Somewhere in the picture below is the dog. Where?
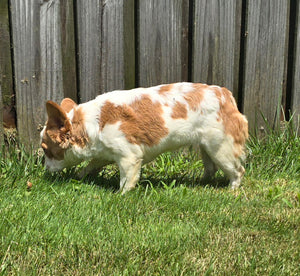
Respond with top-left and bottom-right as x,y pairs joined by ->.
40,82 -> 248,194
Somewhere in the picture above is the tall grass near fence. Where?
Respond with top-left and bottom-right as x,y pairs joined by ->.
0,122 -> 299,275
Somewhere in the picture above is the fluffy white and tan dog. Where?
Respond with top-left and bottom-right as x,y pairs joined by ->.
40,82 -> 248,193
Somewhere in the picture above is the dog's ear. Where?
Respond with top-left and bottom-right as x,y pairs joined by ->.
60,98 -> 77,113
46,101 -> 72,147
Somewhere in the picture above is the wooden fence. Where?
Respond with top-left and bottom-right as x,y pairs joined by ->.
0,0 -> 299,146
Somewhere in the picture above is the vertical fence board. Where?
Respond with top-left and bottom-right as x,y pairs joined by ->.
138,0 -> 189,87
60,0 -> 77,101
11,0 -> 72,146
40,0 -> 64,104
76,0 -> 103,102
101,0 -> 135,92
76,0 -> 135,102
40,0 -> 77,103
291,2 -> 300,132
10,0 -> 41,145
243,0 -> 289,133
0,0 -> 14,128
193,0 -> 242,98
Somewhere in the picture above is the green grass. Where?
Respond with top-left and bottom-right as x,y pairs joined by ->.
0,123 -> 299,275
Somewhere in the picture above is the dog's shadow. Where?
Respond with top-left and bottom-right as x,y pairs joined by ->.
43,166 -> 230,193
141,174 -> 230,190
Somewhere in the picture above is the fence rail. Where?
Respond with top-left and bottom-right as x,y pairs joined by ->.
0,0 -> 299,146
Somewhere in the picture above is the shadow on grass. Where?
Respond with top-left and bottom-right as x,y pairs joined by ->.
43,166 -> 230,193
142,174 -> 230,190
42,167 -> 120,192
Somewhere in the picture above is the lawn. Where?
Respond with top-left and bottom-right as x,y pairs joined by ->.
0,123 -> 299,275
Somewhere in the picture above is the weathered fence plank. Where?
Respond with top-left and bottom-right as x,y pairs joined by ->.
40,0 -> 64,104
10,0 -> 41,145
76,0 -> 103,102
243,0 -> 289,133
0,0 -> 14,118
138,0 -> 189,87
291,2 -> 300,132
40,0 -> 77,103
101,0 -> 135,92
10,0 -> 76,145
60,0 -> 78,101
76,0 -> 135,102
192,0 -> 242,98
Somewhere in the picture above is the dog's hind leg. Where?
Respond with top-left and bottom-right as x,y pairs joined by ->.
202,137 -> 245,189
200,147 -> 217,181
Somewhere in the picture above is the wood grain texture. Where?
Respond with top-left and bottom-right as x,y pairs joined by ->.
76,0 -> 103,102
0,0 -> 14,107
11,0 -> 74,145
40,0 -> 64,104
101,0 -> 135,92
138,0 -> 189,87
243,0 -> 289,133
291,1 -> 300,132
60,0 -> 77,102
192,0 -> 242,98
10,0 -> 42,145
40,0 -> 77,102
76,0 -> 135,102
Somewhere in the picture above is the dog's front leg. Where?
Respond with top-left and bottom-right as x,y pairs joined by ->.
117,157 -> 143,194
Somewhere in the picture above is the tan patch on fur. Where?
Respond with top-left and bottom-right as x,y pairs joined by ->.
215,87 -> 248,157
100,95 -> 169,146
70,107 -> 89,148
158,84 -> 174,94
183,83 -> 206,111
171,102 -> 188,119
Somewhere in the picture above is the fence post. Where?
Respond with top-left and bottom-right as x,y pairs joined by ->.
138,0 -> 189,87
242,0 -> 289,133
192,0 -> 242,99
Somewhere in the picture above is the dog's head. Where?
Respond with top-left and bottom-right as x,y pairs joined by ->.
40,98 -> 81,171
